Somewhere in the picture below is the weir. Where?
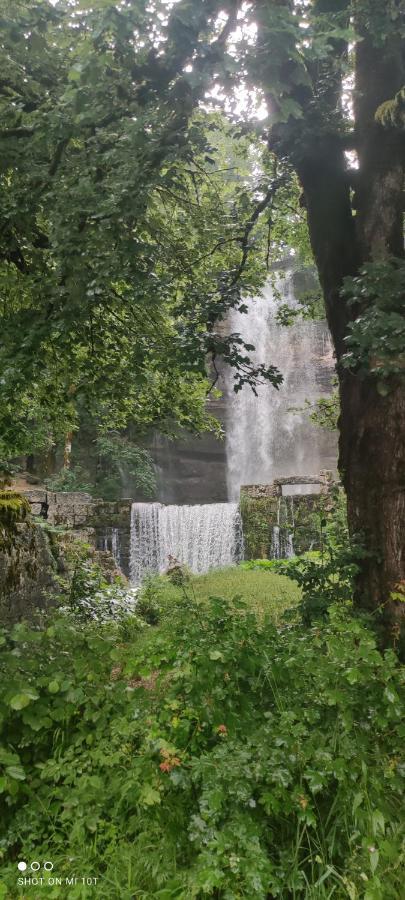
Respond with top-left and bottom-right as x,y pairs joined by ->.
130,501 -> 244,585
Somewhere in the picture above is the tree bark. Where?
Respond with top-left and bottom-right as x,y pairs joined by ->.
339,373 -> 405,647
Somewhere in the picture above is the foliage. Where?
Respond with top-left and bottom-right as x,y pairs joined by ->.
375,85 -> 405,130
45,465 -> 93,494
279,489 -> 365,626
288,376 -> 340,433
46,530 -> 142,629
0,462 -> 20,490
308,389 -> 340,432
275,277 -> 326,326
0,586 -> 403,898
240,553 -> 320,572
0,0 -> 299,458
65,565 -> 142,630
0,491 -> 30,528
341,260 -> 405,387
45,434 -> 157,500
65,555 -> 124,622
95,433 -> 156,499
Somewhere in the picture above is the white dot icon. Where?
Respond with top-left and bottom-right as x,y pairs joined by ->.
17,862 -> 27,871
31,861 -> 40,871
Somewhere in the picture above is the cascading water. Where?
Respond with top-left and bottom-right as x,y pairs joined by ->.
226,273 -> 335,500
270,497 -> 295,559
130,502 -> 244,585
100,527 -> 122,568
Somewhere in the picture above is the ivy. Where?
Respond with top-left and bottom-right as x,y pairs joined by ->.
341,260 -> 405,384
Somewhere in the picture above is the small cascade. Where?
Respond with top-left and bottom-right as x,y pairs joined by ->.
270,496 -> 295,559
111,528 -> 121,568
270,525 -> 295,559
130,502 -> 244,585
100,527 -> 122,568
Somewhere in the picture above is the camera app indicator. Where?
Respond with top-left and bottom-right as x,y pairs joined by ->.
18,862 -> 53,872
16,860 -> 98,889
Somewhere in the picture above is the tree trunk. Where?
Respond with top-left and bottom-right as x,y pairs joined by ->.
339,373 -> 405,647
270,2 -> 405,648
297,144 -> 405,646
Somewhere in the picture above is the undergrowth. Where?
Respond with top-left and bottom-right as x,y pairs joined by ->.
0,585 -> 403,899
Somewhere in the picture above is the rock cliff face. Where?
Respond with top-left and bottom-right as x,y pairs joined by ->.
149,392 -> 228,504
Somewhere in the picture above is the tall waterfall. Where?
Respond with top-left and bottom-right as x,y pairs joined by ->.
226,275 -> 334,500
130,502 -> 244,585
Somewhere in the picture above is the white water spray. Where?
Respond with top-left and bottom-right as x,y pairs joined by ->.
226,275 -> 335,500
130,502 -> 244,585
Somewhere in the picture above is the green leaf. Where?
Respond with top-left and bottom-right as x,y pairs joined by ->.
345,667 -> 359,684
140,785 -> 161,806
5,765 -> 26,781
209,650 -> 223,661
353,791 -> 364,813
9,692 -> 38,710
384,686 -> 399,704
369,848 -> 379,874
371,810 -> 385,835
48,680 -> 60,694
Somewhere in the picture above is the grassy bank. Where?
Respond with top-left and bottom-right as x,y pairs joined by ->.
143,565 -> 301,622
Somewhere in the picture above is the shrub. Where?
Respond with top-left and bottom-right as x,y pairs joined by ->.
45,465 -> 93,494
0,591 -> 403,898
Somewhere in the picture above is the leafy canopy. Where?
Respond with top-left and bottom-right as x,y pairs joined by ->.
0,0 -> 307,459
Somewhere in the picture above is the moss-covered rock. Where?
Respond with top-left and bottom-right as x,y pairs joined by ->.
0,491 -> 30,528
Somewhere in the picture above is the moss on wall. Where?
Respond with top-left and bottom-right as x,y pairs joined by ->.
0,491 -> 30,528
240,491 -> 327,559
240,495 -> 279,559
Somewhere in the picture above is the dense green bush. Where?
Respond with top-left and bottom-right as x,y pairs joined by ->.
0,588 -> 403,898
44,465 -> 94,494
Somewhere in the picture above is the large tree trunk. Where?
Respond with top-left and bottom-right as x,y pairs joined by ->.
291,10 -> 405,646
296,149 -> 404,647
340,374 -> 405,647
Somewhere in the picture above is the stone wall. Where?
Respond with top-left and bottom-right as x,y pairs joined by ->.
0,488 -> 131,625
21,490 -> 132,577
240,474 -> 334,559
0,513 -> 59,625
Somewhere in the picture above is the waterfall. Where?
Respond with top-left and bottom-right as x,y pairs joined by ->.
130,502 -> 244,585
226,274 -> 335,500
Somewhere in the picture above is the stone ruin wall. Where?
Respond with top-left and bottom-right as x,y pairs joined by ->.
22,489 -> 132,577
0,490 -> 133,625
240,472 -> 336,560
